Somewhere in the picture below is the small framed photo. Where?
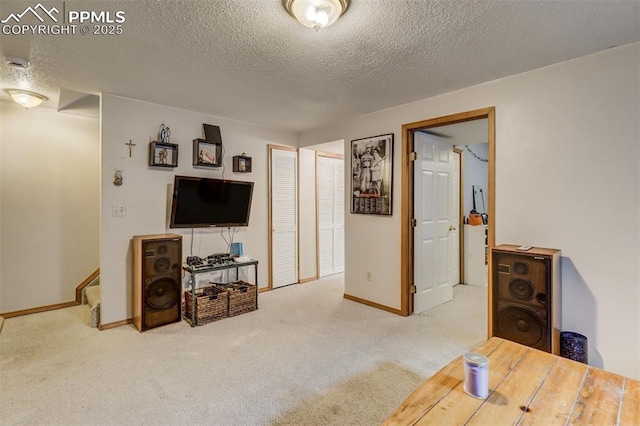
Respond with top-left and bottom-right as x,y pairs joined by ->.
233,154 -> 252,173
351,133 -> 394,215
193,139 -> 222,167
149,141 -> 178,168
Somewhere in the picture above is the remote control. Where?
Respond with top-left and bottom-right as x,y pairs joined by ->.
516,245 -> 533,251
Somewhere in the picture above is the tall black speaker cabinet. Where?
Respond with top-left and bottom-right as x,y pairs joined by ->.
491,245 -> 561,354
132,234 -> 183,332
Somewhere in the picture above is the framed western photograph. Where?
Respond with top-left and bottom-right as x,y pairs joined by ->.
149,141 -> 178,168
193,138 -> 222,167
351,133 -> 393,215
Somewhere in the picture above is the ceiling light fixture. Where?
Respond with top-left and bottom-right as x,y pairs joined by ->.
5,56 -> 30,69
6,89 -> 48,109
283,0 -> 349,30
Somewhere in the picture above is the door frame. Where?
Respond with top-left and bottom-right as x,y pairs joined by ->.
400,107 -> 495,331
268,144 -> 299,290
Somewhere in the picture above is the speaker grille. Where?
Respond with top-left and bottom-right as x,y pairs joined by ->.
498,306 -> 544,348
509,279 -> 533,300
513,261 -> 529,275
146,277 -> 179,310
154,257 -> 171,273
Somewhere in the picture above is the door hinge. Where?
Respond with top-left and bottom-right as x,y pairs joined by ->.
411,218 -> 417,227
410,284 -> 417,294
409,152 -> 417,161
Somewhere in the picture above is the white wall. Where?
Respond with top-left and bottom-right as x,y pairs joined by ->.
456,143 -> 488,216
100,95 -> 297,325
299,43 -> 640,379
298,148 -> 317,280
0,101 -> 100,312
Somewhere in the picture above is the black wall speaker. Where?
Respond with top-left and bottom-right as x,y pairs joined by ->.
133,234 -> 182,331
491,245 -> 561,354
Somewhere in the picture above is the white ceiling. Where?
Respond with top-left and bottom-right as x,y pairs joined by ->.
1,1 -> 638,131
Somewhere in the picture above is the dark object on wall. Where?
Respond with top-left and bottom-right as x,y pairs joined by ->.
491,245 -> 562,354
149,141 -> 178,168
132,234 -> 182,331
170,175 -> 254,228
203,123 -> 222,144
193,139 -> 222,167
233,153 -> 252,173
560,331 -> 588,364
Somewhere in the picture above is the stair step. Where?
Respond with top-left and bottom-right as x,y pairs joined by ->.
85,286 -> 101,309
84,285 -> 101,328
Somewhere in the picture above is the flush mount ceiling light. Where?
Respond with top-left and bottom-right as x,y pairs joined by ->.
6,89 -> 48,109
4,56 -> 30,69
283,0 -> 349,30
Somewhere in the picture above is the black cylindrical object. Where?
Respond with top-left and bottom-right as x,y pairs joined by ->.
560,331 -> 588,364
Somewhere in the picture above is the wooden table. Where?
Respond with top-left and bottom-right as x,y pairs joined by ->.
384,337 -> 639,425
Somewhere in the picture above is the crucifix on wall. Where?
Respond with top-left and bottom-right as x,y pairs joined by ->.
125,139 -> 136,158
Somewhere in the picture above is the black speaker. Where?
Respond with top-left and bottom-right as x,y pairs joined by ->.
491,245 -> 561,354
133,234 -> 182,331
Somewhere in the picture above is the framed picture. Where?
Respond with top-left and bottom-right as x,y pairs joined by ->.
351,133 -> 393,215
149,141 -> 178,168
233,154 -> 252,173
193,138 -> 222,167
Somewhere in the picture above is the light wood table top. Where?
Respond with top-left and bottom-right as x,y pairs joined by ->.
384,337 -> 639,425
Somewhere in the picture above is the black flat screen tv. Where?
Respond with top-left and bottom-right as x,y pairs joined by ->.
170,175 -> 254,228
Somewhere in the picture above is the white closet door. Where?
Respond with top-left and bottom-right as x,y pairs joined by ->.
334,159 -> 345,273
318,156 -> 345,277
271,148 -> 298,288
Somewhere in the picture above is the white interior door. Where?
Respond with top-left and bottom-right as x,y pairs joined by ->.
452,151 -> 460,285
318,156 -> 344,277
414,136 -> 455,313
270,148 -> 298,288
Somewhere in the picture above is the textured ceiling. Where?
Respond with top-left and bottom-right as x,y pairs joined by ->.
0,0 -> 638,131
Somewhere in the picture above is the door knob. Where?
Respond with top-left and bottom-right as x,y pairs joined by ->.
449,225 -> 457,231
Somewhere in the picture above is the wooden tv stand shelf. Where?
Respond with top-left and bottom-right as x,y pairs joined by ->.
182,259 -> 258,327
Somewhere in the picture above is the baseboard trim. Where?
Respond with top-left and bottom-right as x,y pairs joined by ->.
98,318 -> 132,330
1,269 -> 100,318
343,293 -> 405,316
75,269 -> 100,303
1,301 -> 79,318
298,276 -> 318,284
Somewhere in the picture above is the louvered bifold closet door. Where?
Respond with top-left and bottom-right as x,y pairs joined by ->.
271,148 -> 298,288
318,156 -> 345,277
333,159 -> 345,274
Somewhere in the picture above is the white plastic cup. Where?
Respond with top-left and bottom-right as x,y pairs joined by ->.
463,352 -> 489,399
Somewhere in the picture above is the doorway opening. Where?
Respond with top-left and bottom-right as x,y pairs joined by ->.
400,107 -> 495,334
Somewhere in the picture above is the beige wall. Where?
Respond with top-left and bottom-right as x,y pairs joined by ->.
0,101 -> 100,312
299,43 -> 640,379
100,95 -> 297,325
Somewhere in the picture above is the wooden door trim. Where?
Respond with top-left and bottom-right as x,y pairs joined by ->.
268,144 -> 299,291
401,107 -> 495,319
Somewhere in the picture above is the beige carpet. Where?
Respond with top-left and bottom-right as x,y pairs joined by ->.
273,362 -> 423,426
0,275 -> 486,425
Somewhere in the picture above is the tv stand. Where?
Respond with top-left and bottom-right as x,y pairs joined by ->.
182,259 -> 258,327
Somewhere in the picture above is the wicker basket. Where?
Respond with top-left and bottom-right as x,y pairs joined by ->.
183,286 -> 228,326
215,281 -> 257,317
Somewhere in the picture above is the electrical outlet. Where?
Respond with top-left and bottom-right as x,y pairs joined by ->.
112,204 -> 126,217
366,271 -> 372,281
